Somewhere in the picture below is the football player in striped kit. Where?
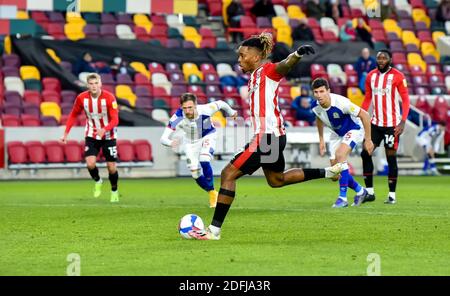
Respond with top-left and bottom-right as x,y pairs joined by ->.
60,73 -> 120,203
189,33 -> 344,240
361,49 -> 410,204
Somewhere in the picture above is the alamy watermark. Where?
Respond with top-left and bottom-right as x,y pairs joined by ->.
66,0 -> 79,13
66,253 -> 81,276
366,253 -> 381,276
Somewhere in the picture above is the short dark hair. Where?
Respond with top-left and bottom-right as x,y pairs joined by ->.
311,78 -> 330,90
377,49 -> 392,59
180,93 -> 197,105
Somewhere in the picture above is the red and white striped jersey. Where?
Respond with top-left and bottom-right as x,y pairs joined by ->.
65,90 -> 119,140
247,62 -> 286,136
362,67 -> 410,127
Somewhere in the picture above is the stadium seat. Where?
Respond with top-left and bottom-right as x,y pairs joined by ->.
24,141 -> 46,164
402,31 -> 420,48
407,53 -> 426,72
414,96 -> 432,114
20,113 -> 40,126
42,77 -> 61,92
64,23 -> 85,41
182,63 -> 203,81
62,140 -> 81,163
133,140 -> 153,162
7,141 -> 27,164
347,87 -> 364,107
41,90 -> 61,104
100,24 -> 117,39
117,140 -> 135,162
133,14 -> 152,33
40,102 -> 61,122
128,62 -> 149,79
432,31 -> 445,45
116,24 -> 136,40
310,64 -> 328,80
134,26 -> 151,41
115,85 -> 137,107
182,27 -> 202,48
151,109 -> 170,125
41,116 -> 59,126
1,114 -> 21,126
431,96 -> 448,122
47,23 -> 66,40
134,73 -> 151,86
22,103 -> 40,117
20,65 -> 40,81
43,141 -> 65,163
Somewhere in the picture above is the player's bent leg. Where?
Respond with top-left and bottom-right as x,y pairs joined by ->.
263,164 -> 343,188
107,162 -> 119,203
200,156 -> 217,208
86,156 -> 103,198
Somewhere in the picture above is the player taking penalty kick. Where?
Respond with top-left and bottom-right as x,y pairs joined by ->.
60,73 -> 120,203
189,33 -> 344,240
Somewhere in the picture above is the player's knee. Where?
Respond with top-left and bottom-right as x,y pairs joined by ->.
220,166 -> 237,183
107,164 -> 117,174
86,160 -> 96,170
191,169 -> 201,179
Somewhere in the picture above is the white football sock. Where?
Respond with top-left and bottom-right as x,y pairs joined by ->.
389,192 -> 396,199
209,225 -> 221,235
366,187 -> 374,195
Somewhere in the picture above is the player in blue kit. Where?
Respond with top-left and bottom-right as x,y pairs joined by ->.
311,78 -> 375,208
160,93 -> 237,208
416,121 -> 445,176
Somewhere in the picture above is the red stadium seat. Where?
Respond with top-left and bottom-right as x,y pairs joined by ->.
415,96 -> 432,115
7,141 -> 27,164
42,77 -> 61,92
311,64 -> 328,80
148,62 -> 166,75
133,140 -> 153,162
1,114 -> 21,126
117,140 -> 135,162
43,140 -> 65,163
23,90 -> 42,105
21,114 -> 41,126
344,64 -> 357,76
41,90 -> 61,104
431,97 -> 448,122
64,140 -> 83,163
24,141 -> 46,164
134,26 -> 150,41
135,73 -> 151,86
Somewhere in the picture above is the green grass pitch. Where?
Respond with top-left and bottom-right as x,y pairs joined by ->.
0,176 -> 449,276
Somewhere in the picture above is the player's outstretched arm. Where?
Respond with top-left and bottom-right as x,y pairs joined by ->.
275,45 -> 315,76
214,100 -> 238,119
59,97 -> 83,144
316,118 -> 326,157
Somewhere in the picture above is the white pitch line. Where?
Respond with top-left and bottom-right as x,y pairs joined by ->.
1,203 -> 449,218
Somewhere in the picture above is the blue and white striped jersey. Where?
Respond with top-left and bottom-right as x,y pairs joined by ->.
311,93 -> 362,137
